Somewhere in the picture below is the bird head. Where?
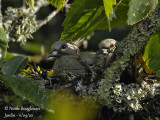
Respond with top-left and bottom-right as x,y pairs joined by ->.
46,41 -> 80,58
98,39 -> 117,54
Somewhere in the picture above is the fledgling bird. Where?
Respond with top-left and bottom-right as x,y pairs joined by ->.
98,38 -> 117,54
97,38 -> 117,67
46,41 -> 90,75
78,39 -> 117,68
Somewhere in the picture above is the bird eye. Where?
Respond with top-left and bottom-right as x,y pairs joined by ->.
61,45 -> 67,49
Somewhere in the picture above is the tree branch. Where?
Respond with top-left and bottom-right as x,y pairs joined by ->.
33,0 -> 49,14
36,9 -> 60,30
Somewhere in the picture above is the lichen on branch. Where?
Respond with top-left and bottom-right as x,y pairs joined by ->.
97,7 -> 160,111
3,7 -> 37,44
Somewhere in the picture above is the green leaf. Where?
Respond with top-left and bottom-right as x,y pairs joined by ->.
0,27 -> 8,67
61,6 -> 106,41
61,0 -> 130,40
1,75 -> 52,110
127,0 -> 158,25
1,56 -> 28,75
103,0 -> 116,19
103,0 -> 116,30
61,0 -> 103,41
46,0 -> 65,9
26,0 -> 35,9
143,33 -> 160,77
60,0 -> 104,41
4,53 -> 15,61
62,0 -> 103,30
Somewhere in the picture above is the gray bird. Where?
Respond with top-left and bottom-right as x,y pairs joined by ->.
46,41 -> 90,75
98,38 -> 117,54
96,39 -> 117,68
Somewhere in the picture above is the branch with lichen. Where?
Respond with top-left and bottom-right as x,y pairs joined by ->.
97,6 -> 160,111
3,7 -> 37,44
1,0 -> 58,44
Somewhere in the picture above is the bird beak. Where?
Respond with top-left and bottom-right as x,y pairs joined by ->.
46,50 -> 60,58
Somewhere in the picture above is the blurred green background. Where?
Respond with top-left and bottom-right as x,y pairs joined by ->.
2,0 -> 131,56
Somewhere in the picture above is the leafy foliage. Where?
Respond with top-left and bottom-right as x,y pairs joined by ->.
0,27 -> 8,67
0,75 -> 52,110
62,0 -> 103,27
127,0 -> 158,25
143,32 -> 160,77
26,0 -> 35,9
61,0 -> 130,41
1,56 -> 28,75
1,55 -> 53,110
46,0 -> 65,9
61,0 -> 103,41
60,0 -> 159,41
61,6 -> 106,41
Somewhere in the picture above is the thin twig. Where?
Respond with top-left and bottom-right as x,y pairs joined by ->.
115,0 -> 123,8
64,0 -> 70,13
36,9 -> 60,30
33,0 -> 49,14
22,0 -> 26,8
41,44 -> 45,56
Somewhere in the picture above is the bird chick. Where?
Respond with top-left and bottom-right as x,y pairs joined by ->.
98,38 -> 117,54
97,39 -> 117,68
46,41 -> 90,75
